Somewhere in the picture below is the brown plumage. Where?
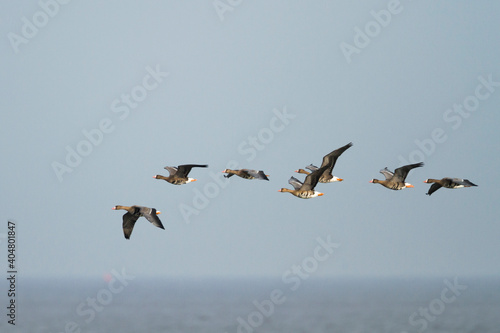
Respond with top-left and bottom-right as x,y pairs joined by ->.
279,166 -> 328,199
296,142 -> 353,183
112,205 -> 164,239
222,169 -> 269,181
424,178 -> 477,196
370,162 -> 424,190
154,164 -> 208,185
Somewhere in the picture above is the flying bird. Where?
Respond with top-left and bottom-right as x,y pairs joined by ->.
424,178 -> 478,196
112,205 -> 164,239
279,166 -> 328,199
370,162 -> 424,190
154,164 -> 208,185
295,142 -> 353,183
222,169 -> 269,181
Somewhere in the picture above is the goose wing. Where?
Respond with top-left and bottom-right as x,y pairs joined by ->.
243,169 -> 269,180
163,166 -> 178,177
450,178 -> 478,187
301,166 -> 328,191
139,207 -> 165,230
426,183 -> 442,196
379,167 -> 394,180
288,176 -> 303,190
175,164 -> 208,177
306,164 -> 319,172
122,212 -> 140,240
393,162 -> 424,182
321,142 -> 353,175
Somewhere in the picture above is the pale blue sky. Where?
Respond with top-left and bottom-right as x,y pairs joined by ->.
1,1 -> 499,279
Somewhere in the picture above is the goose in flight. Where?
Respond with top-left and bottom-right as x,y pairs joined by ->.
112,205 -> 164,239
295,142 -> 353,183
222,169 -> 269,181
279,166 -> 328,199
424,177 -> 477,196
154,164 -> 208,185
370,162 -> 424,190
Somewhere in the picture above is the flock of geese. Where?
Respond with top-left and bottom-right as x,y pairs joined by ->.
113,142 -> 477,239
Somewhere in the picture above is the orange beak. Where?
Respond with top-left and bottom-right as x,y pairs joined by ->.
156,211 -> 161,215
369,180 -> 373,183
318,193 -> 324,196
337,178 -> 344,182
406,184 -> 414,188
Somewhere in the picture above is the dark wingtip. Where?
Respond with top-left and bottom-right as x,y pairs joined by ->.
465,179 -> 478,187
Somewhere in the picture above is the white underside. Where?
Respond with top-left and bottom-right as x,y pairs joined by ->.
300,191 -> 323,199
323,176 -> 342,183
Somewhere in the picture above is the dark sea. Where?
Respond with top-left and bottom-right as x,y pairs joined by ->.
2,277 -> 499,333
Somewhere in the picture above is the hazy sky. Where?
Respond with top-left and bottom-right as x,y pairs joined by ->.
1,1 -> 499,280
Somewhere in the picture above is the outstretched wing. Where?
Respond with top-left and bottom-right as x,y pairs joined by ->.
175,164 -> 208,177
451,178 -> 478,187
122,212 -> 140,240
163,166 -> 178,177
426,183 -> 442,196
393,162 -> 424,182
379,167 -> 394,180
306,164 -> 319,172
288,176 -> 303,190
139,207 -> 165,230
301,166 -> 328,191
243,169 -> 269,180
320,143 -> 353,176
